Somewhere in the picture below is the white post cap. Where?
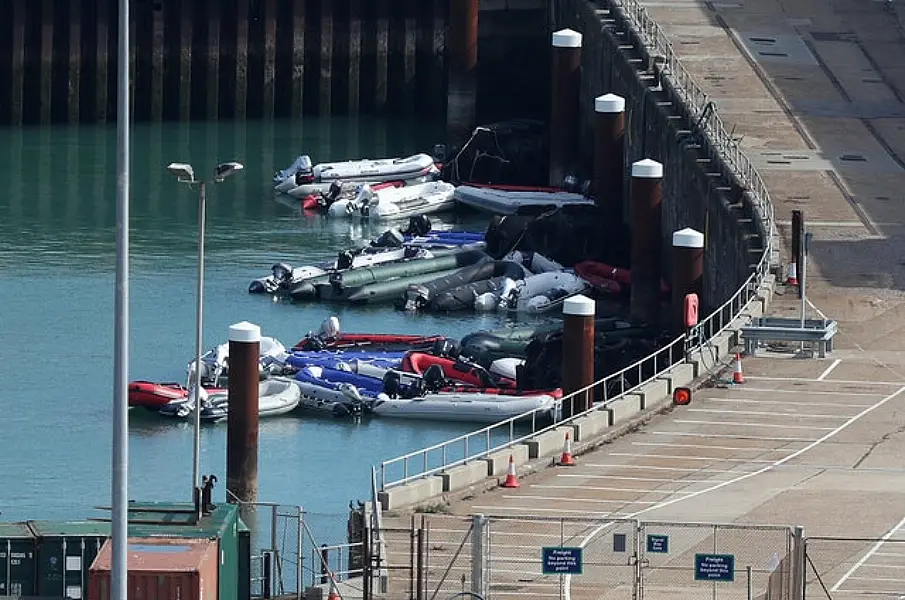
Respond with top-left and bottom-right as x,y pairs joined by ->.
672,227 -> 704,249
631,158 -> 663,179
563,294 -> 596,316
552,28 -> 583,48
595,93 -> 625,113
229,321 -> 261,343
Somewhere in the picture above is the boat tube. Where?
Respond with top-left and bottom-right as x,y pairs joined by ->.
574,260 -> 671,297
292,316 -> 458,354
284,350 -> 405,371
128,381 -> 227,410
281,153 -> 438,197
491,271 -> 591,313
367,390 -> 558,423
326,181 -> 457,220
400,351 -> 517,389
326,247 -> 487,290
454,185 -> 596,216
397,259 -> 527,312
159,378 -> 301,422
427,276 -> 513,312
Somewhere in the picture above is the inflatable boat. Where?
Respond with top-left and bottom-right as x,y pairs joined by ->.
128,381 -> 227,410
454,184 -> 596,215
188,336 -> 288,387
367,389 -> 558,423
284,350 -> 406,371
292,315 -> 455,353
397,259 -> 528,312
400,351 -> 517,389
324,181 -> 455,220
574,260 -> 671,297
158,378 -> 301,422
477,271 -> 591,313
277,153 -> 438,196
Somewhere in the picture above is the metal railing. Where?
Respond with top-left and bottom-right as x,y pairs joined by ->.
375,0 -> 777,494
379,333 -> 686,490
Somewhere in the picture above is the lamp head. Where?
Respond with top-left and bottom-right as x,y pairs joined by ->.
213,161 -> 244,183
166,162 -> 196,183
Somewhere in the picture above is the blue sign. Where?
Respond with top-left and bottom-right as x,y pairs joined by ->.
695,554 -> 735,582
646,534 -> 669,553
542,547 -> 583,575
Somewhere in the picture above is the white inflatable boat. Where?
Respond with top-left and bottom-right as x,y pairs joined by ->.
277,153 -> 438,197
327,181 -> 457,220
368,390 -> 557,423
160,378 -> 301,422
188,336 -> 288,386
453,185 -> 596,215
474,271 -> 591,313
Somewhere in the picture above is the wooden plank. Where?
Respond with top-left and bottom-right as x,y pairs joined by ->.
262,0 -> 276,118
375,0 -> 389,112
179,0 -> 192,121
348,0 -> 362,115
206,0 -> 220,120
95,0 -> 108,122
67,1 -> 81,123
151,1 -> 164,120
9,0 -> 24,125
319,0 -> 332,115
39,0 -> 53,124
291,0 -> 305,117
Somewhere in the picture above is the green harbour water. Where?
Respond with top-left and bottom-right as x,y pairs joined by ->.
0,117 -> 550,546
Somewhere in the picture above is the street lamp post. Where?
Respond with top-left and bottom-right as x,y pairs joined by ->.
166,161 -> 244,509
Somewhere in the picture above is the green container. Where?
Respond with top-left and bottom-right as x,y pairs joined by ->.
0,522 -> 37,597
124,501 -> 243,600
27,520 -> 109,599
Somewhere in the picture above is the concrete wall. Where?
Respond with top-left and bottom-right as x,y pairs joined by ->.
557,0 -> 757,311
0,0 -> 548,125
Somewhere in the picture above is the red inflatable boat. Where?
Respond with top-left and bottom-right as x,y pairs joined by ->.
301,181 -> 407,211
128,381 -> 226,410
574,261 -> 670,297
401,352 -> 518,389
292,333 -> 449,352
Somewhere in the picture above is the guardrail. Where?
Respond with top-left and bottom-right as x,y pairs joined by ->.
375,0 -> 776,493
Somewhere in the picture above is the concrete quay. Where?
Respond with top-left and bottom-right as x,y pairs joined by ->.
378,0 -> 905,598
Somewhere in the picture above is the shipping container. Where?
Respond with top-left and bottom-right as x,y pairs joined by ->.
88,536 -> 219,600
28,520 -> 110,600
123,501 -> 242,600
0,523 -> 37,597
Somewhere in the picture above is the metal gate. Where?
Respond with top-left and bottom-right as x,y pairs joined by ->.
805,537 -> 905,600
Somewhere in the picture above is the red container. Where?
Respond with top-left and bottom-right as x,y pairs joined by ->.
88,536 -> 219,600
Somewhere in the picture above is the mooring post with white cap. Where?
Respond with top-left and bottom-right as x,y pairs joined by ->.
447,0 -> 479,143
562,294 -> 596,419
227,321 -> 261,504
630,159 -> 665,326
593,93 -> 626,218
549,28 -> 582,187
671,228 -> 705,335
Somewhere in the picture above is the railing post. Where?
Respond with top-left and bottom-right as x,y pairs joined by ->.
792,526 -> 805,600
471,514 -> 488,599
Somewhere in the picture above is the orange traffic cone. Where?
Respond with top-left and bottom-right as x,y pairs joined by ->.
732,352 -> 745,384
786,261 -> 798,286
502,454 -> 520,488
327,575 -> 341,600
559,431 -> 576,466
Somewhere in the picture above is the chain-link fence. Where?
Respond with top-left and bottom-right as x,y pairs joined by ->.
235,502 -> 303,598
805,537 -> 905,600
374,515 -> 797,600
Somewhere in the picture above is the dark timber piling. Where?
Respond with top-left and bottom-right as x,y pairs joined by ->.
227,320 -> 261,504
671,228 -> 705,335
630,158 -> 665,326
561,295 -> 596,418
446,0 -> 478,143
549,28 -> 582,187
593,93 -> 626,221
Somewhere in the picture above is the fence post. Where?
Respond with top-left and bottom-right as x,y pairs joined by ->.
792,526 -> 805,600
471,514 -> 488,599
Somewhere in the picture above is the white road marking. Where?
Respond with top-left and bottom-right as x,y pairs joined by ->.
686,408 -> 850,419
471,505 -> 628,517
585,463 -> 738,473
651,431 -> 819,442
707,397 -> 873,408
674,419 -> 835,430
569,385 -> 905,600
557,474 -> 716,483
832,514 -> 905,591
631,441 -> 795,452
608,452 -> 776,463
745,376 -> 905,386
733,387 -> 884,397
532,484 -> 692,494
848,575 -> 905,582
875,552 -> 905,558
817,359 -> 843,380
503,494 -> 658,505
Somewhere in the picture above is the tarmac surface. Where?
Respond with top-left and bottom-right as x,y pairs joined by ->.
380,1 -> 905,599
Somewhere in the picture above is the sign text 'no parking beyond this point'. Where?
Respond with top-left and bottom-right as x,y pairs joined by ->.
542,547 -> 583,575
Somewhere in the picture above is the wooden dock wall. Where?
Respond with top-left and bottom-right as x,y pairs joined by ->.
0,0 -> 550,125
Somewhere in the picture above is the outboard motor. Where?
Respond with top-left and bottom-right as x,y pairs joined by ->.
431,338 -> 460,359
323,180 -> 344,207
272,262 -> 294,288
336,250 -> 355,270
372,227 -> 405,248
318,316 -> 341,339
431,143 -> 447,163
562,174 -> 580,193
294,155 -> 315,185
422,364 -> 447,392
403,285 -> 431,312
403,215 -> 432,238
